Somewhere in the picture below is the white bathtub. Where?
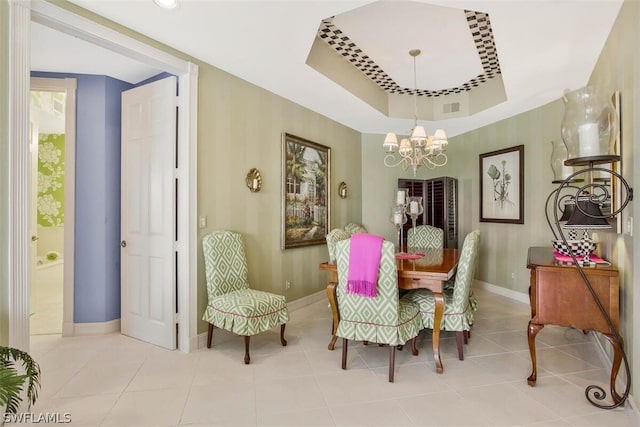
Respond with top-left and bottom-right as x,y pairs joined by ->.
34,255 -> 64,287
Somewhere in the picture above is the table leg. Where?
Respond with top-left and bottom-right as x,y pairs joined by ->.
602,333 -> 624,404
432,292 -> 444,374
326,282 -> 339,351
527,321 -> 544,386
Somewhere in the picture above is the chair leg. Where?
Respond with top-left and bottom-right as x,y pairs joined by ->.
244,336 -> 251,364
341,338 -> 348,370
464,329 -> 470,344
207,323 -> 214,348
410,336 -> 419,356
456,331 -> 464,360
389,345 -> 396,383
280,324 -> 287,346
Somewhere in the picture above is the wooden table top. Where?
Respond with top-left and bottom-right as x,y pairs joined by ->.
320,247 -> 460,282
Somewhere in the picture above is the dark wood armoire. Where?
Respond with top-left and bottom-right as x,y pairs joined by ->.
398,176 -> 458,248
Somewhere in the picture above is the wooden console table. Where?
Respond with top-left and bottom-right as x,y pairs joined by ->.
526,246 -> 622,403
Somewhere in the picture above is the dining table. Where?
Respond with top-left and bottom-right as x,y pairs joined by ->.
319,247 -> 461,374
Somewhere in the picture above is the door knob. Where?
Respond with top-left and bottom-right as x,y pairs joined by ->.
31,235 -> 39,242
121,240 -> 127,247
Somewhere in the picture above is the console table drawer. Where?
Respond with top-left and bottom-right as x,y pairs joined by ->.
532,266 -> 619,332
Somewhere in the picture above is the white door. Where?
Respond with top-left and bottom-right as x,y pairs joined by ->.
29,117 -> 39,319
121,76 -> 178,349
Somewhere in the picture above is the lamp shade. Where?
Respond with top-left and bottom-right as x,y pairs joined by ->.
383,132 -> 398,152
410,125 -> 427,143
432,129 -> 448,141
558,197 -> 576,224
564,197 -> 611,229
399,138 -> 412,155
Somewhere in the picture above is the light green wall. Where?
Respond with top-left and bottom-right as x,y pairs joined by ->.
0,0 -> 9,345
363,99 -> 564,294
196,65 -> 362,333
588,0 -> 638,408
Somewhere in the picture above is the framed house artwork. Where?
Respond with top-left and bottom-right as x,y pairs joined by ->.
281,133 -> 330,249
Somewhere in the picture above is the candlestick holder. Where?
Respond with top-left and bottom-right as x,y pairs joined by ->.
390,206 -> 407,252
394,188 -> 409,208
405,196 -> 424,230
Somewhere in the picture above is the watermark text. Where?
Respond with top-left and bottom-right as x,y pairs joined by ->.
3,412 -> 72,424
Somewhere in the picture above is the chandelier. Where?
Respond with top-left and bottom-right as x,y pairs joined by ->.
383,49 -> 448,177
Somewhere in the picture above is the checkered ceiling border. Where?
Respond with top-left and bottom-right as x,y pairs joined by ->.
317,10 -> 501,98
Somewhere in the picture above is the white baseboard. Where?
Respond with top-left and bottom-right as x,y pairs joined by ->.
71,319 -> 120,336
197,332 -> 207,350
287,290 -> 326,312
190,335 -> 201,352
475,279 -> 529,304
62,321 -> 75,337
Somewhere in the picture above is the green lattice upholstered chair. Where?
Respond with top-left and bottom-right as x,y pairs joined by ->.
407,225 -> 444,249
404,230 -> 481,360
202,231 -> 289,364
335,238 -> 422,382
326,228 -> 352,264
344,222 -> 368,235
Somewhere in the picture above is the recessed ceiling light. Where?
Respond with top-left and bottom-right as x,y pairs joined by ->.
153,0 -> 178,9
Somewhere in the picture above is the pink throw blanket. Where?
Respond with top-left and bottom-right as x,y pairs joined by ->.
346,233 -> 384,298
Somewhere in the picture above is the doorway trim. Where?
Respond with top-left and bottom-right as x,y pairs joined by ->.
9,0 -> 198,352
30,76 -> 76,337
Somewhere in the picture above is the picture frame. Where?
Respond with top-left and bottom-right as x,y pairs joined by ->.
479,145 -> 524,224
610,90 -> 622,233
281,133 -> 331,249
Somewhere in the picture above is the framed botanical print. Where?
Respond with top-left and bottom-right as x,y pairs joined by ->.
480,145 -> 524,224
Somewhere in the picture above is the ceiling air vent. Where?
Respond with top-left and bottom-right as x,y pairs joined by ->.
442,102 -> 460,114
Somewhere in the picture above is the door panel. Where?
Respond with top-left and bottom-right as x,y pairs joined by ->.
121,76 -> 177,349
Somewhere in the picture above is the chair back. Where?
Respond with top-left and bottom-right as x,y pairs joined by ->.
407,225 -> 444,248
335,238 -> 399,327
202,230 -> 249,298
326,228 -> 351,263
344,223 -> 368,235
450,230 -> 481,309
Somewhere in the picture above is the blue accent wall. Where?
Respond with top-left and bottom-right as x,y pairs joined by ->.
31,72 -> 133,323
104,77 -> 129,321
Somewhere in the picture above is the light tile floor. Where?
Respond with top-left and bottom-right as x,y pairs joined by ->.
26,287 -> 635,426
29,266 -> 63,335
